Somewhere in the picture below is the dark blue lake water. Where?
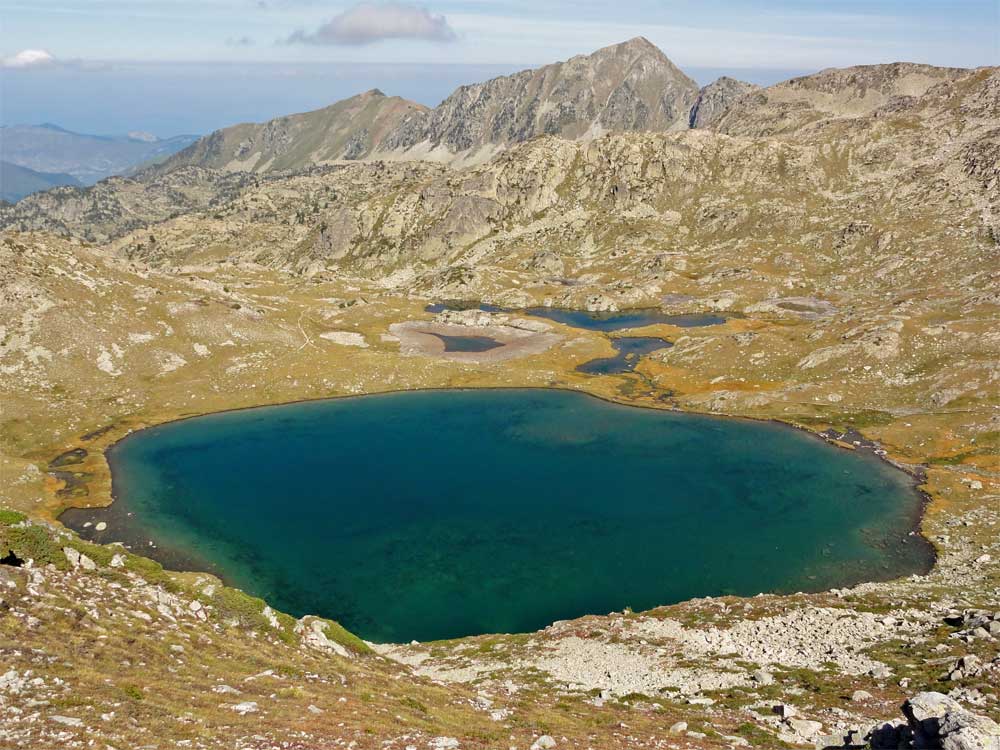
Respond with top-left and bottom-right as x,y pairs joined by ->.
424,302 -> 726,330
63,389 -> 932,643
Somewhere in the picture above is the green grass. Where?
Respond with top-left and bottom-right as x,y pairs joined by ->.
0,524 -> 67,567
322,619 -> 373,655
207,587 -> 272,630
0,509 -> 27,526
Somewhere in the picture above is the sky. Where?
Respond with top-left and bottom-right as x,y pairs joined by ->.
1,0 -> 997,136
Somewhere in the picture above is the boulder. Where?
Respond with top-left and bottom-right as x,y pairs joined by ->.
751,669 -> 774,685
901,692 -> 1000,750
787,717 -> 823,739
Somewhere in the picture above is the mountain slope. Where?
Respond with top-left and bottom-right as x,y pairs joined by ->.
378,36 -> 700,163
155,38 -> 700,175
157,90 -> 428,174
0,123 -> 198,184
711,62 -> 970,136
0,160 -> 81,203
0,166 -> 257,242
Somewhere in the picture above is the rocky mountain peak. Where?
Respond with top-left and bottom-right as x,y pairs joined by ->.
689,76 -> 761,128
588,36 -> 687,72
378,37 -> 700,162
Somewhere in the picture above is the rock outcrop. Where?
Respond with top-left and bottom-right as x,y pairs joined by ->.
688,76 -> 760,128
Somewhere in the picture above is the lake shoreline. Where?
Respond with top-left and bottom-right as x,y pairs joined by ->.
58,384 -> 937,642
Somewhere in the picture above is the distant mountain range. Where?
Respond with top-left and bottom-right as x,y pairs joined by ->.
0,123 -> 198,197
156,38 -> 719,174
4,37 -> 991,222
0,161 -> 81,204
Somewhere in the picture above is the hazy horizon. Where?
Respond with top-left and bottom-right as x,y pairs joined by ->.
3,0 -> 996,138
1,59 -> 818,137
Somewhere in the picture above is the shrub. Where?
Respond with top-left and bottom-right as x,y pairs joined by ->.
0,509 -> 27,526
210,587 -> 270,630
123,554 -> 170,586
322,619 -> 372,655
66,539 -> 115,568
0,525 -> 66,567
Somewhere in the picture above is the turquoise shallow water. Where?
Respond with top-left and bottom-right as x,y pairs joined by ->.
63,389 -> 932,643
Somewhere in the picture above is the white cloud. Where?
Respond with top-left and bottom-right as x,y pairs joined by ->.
2,49 -> 56,69
287,2 -> 457,46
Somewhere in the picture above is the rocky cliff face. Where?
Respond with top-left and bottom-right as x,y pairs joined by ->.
377,36 -> 700,163
689,76 -> 760,128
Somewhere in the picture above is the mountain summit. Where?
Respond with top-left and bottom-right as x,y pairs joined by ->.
157,38 -> 701,174
377,37 -> 700,163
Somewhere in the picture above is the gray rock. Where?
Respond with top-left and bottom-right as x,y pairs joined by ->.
787,717 -> 823,739
50,715 -> 83,727
751,669 -> 774,685
689,76 -> 760,129
530,736 -> 556,750
939,709 -> 1000,750
958,654 -> 981,674
229,701 -> 258,715
902,691 -> 1000,750
773,703 -> 798,720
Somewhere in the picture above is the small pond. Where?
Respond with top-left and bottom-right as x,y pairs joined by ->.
429,333 -> 505,353
425,302 -> 726,330
576,337 -> 673,374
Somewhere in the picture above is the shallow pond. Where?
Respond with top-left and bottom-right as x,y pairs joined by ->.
63,389 -> 932,643
425,302 -> 726,330
429,333 -> 504,352
576,337 -> 673,374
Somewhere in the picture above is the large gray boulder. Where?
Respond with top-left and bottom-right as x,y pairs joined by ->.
902,692 -> 1000,750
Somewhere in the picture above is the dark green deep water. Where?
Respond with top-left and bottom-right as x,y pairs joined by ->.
63,389 -> 933,643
